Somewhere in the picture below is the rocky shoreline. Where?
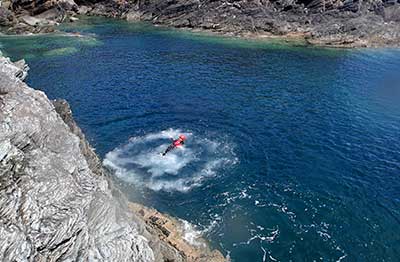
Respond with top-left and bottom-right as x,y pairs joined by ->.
1,0 -> 400,47
0,53 -> 226,261
119,0 -> 400,48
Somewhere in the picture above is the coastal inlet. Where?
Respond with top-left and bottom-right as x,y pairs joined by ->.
2,17 -> 400,262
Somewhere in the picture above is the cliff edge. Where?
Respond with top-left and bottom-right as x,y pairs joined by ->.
0,53 -> 226,261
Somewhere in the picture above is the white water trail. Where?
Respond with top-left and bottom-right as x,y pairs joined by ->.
104,128 -> 237,192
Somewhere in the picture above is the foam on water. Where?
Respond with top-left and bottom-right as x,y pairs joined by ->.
179,219 -> 206,247
104,129 -> 238,192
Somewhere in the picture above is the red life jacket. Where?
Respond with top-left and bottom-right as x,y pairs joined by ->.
173,139 -> 183,147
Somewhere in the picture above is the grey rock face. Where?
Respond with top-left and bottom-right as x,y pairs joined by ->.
81,0 -> 399,47
0,55 -> 156,261
1,0 -> 79,34
0,6 -> 15,26
120,0 -> 400,46
10,0 -> 78,15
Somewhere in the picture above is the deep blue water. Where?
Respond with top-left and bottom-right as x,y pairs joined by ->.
1,17 -> 400,261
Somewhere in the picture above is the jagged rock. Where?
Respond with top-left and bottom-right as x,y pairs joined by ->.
0,54 -> 156,262
88,0 -> 131,18
0,6 -> 15,26
384,5 -> 400,21
11,0 -> 78,15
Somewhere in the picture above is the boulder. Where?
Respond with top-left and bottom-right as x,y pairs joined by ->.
19,15 -> 43,26
58,0 -> 78,12
77,5 -> 91,14
126,10 -> 142,21
1,0 -> 12,9
36,8 -> 64,22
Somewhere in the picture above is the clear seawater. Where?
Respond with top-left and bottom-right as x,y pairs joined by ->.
1,17 -> 399,262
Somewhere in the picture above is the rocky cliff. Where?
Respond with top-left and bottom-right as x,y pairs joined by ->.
0,53 -> 226,262
122,0 -> 400,47
1,0 -> 400,47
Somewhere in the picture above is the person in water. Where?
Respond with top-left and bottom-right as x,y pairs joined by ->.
162,134 -> 186,156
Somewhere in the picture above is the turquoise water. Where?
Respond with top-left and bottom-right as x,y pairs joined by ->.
1,17 -> 400,261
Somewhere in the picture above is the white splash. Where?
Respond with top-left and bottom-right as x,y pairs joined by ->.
104,128 -> 237,192
180,220 -> 206,247
261,246 -> 267,262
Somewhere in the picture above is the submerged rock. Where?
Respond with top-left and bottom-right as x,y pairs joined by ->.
0,55 -> 226,261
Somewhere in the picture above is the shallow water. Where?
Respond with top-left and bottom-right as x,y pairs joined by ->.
1,17 -> 400,261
